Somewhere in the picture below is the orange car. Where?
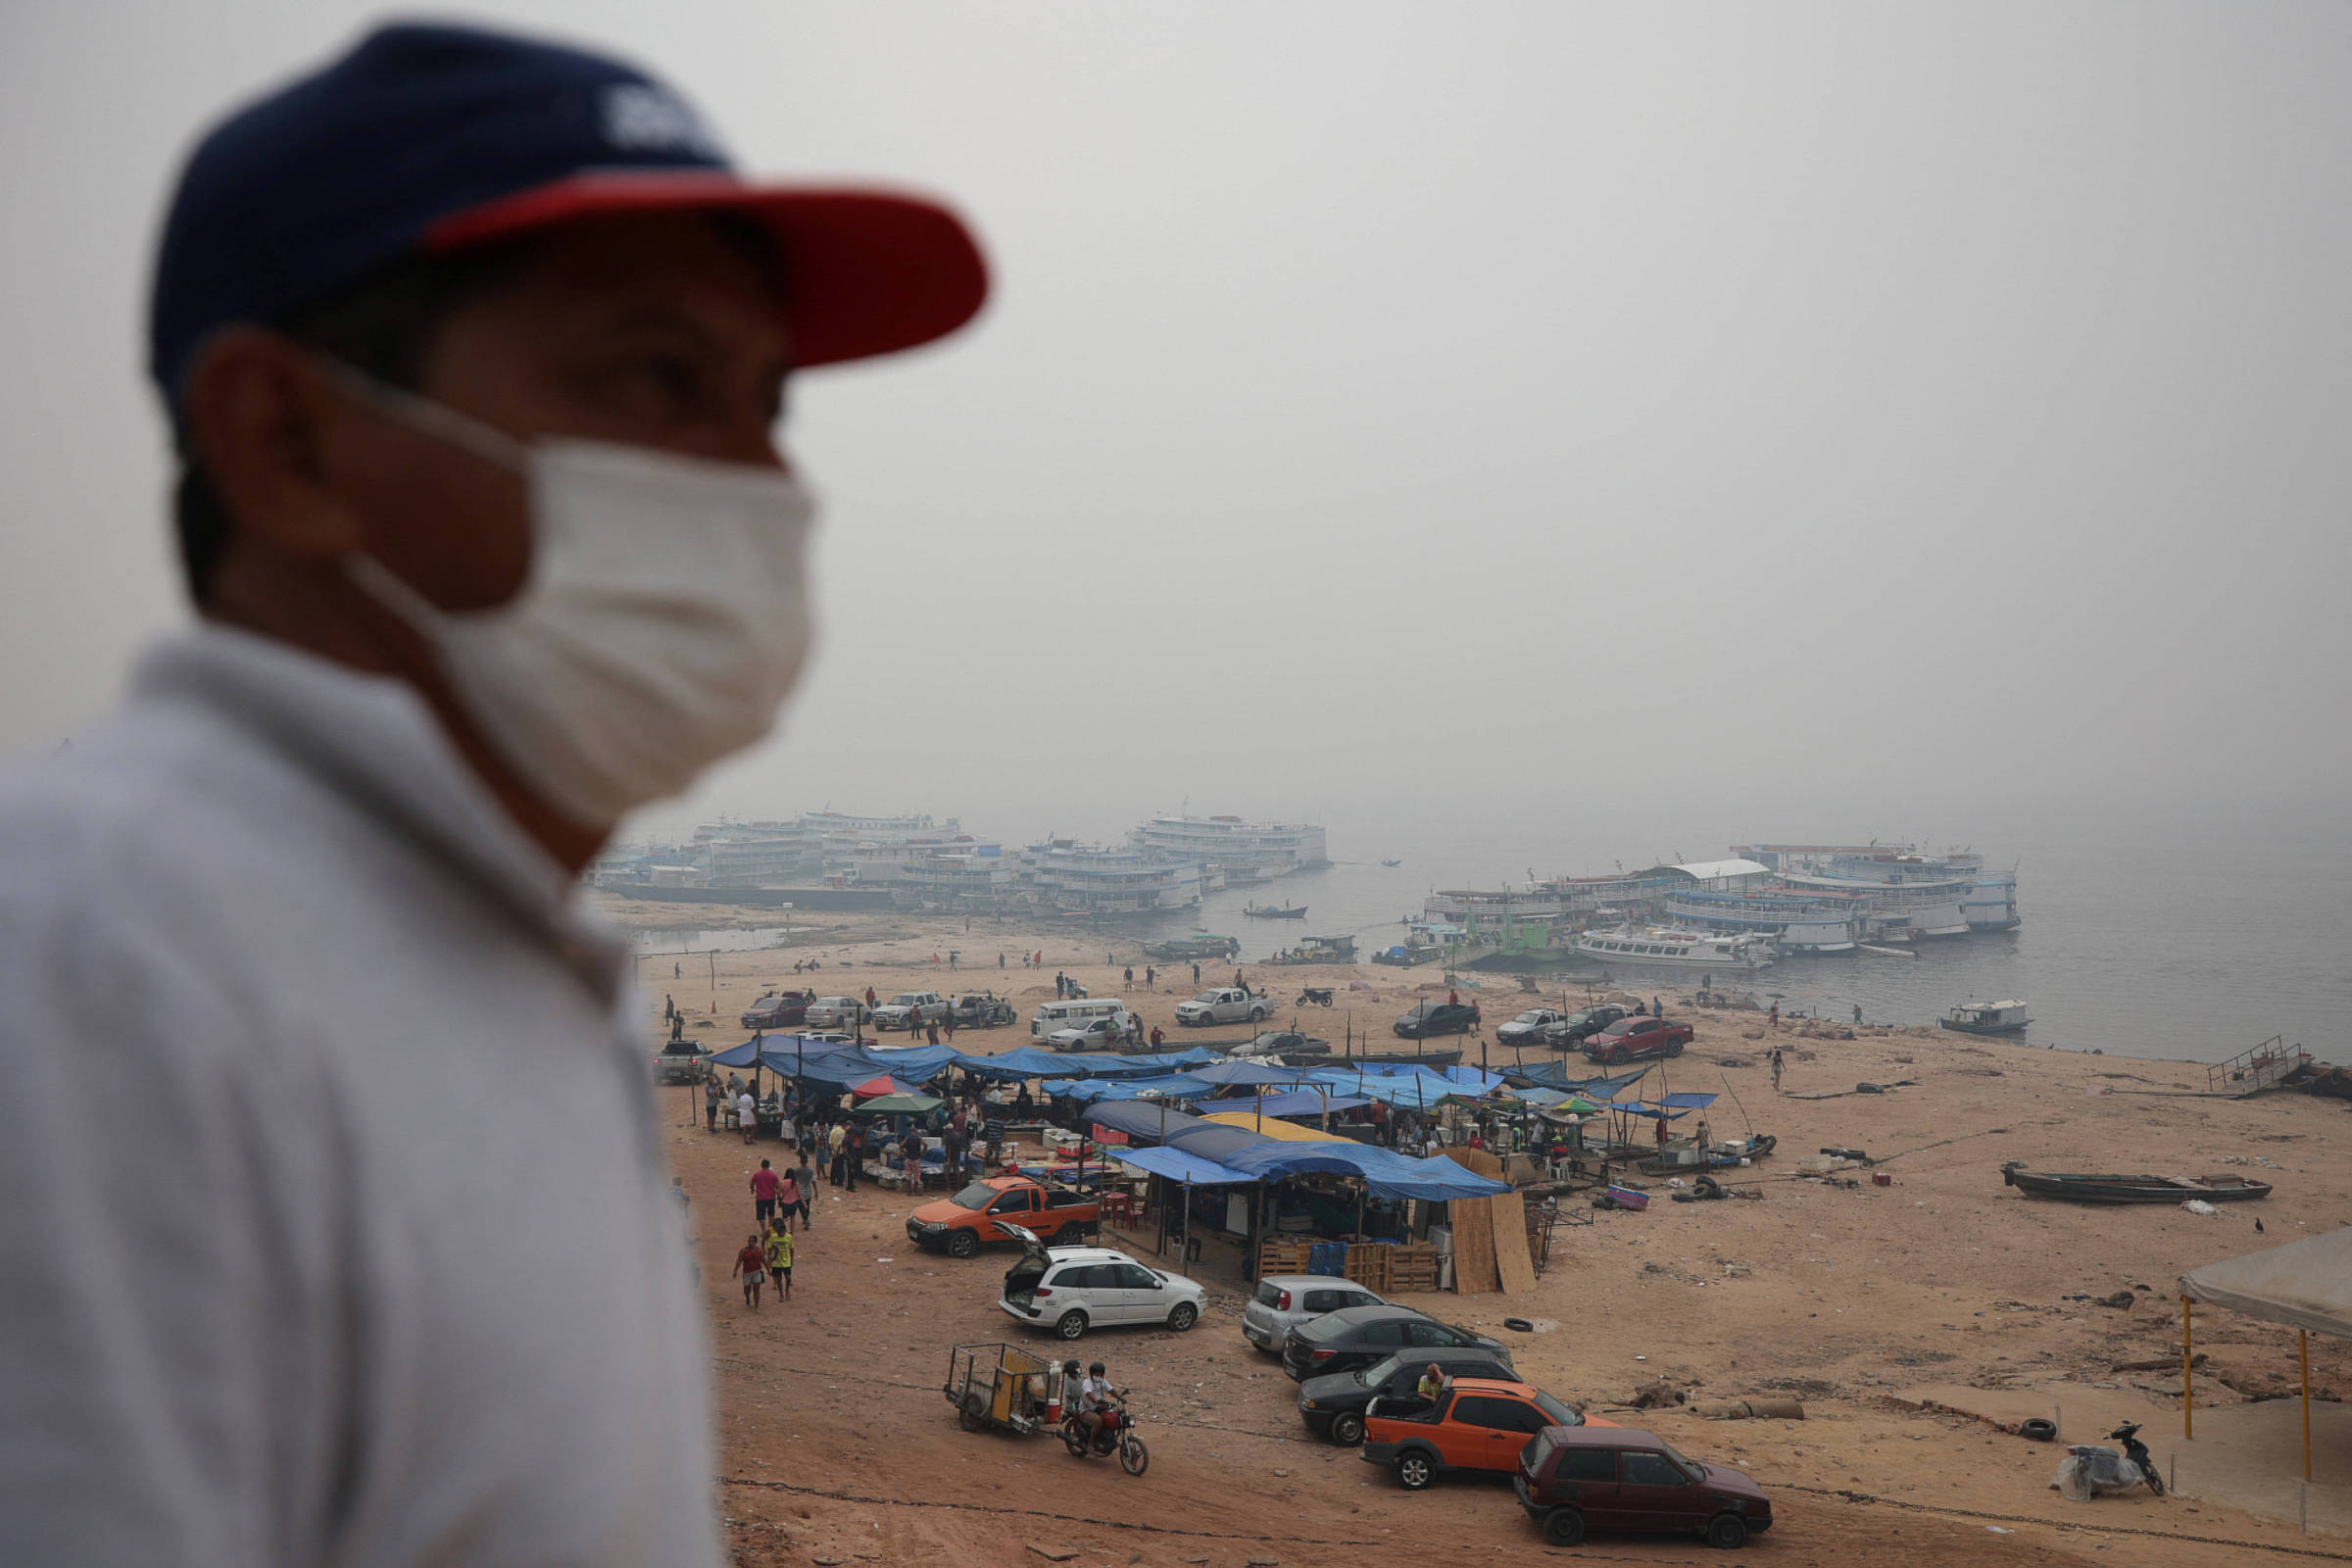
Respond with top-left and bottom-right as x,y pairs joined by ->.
906,1175 -> 1100,1259
1361,1377 -> 1616,1491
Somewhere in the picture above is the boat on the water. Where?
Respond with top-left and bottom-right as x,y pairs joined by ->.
1265,934 -> 1357,965
2000,1162 -> 2272,1204
1243,903 -> 1308,920
1381,858 -> 1402,867
1326,1045 -> 1465,1069
1942,1000 -> 2032,1035
1576,926 -> 1776,970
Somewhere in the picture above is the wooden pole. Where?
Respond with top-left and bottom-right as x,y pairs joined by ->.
2303,1328 -> 2313,1482
2182,1298 -> 2194,1440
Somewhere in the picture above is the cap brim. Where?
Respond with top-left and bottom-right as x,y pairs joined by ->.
424,171 -> 987,368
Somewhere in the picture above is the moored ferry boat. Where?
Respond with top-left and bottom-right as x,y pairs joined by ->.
1941,1000 -> 2032,1035
1575,926 -> 1777,970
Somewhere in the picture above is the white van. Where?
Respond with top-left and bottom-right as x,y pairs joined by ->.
1030,997 -> 1130,1042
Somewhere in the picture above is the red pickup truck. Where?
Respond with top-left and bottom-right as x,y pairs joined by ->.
906,1175 -> 1101,1259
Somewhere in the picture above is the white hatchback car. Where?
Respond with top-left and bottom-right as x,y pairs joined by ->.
1241,1274 -> 1387,1353
999,1224 -> 1207,1341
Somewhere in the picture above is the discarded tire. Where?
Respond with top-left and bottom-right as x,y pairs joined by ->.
1503,1317 -> 1536,1333
2019,1417 -> 2058,1443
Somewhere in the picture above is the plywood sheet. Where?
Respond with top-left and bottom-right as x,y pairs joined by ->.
1449,1196 -> 1500,1296
1491,1193 -> 1536,1295
1446,1148 -> 1507,1181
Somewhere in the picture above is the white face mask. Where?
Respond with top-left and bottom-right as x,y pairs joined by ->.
331,369 -> 816,829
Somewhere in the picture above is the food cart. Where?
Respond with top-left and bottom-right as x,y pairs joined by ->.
944,1342 -> 1064,1435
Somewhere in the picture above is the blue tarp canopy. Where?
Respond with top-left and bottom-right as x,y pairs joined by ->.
1661,1092 -> 1720,1108
1617,1102 -> 1691,1120
1506,1061 -> 1653,1099
1218,1141 -> 1511,1201
1189,1060 -> 1320,1087
1044,1073 -> 1214,1103
1083,1102 -> 1215,1145
1200,1090 -> 1370,1119
1109,1144 -> 1257,1187
952,1046 -> 1221,1081
861,1043 -> 961,1081
703,1039 -> 764,1068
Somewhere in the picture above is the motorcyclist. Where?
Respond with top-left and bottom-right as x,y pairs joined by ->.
1075,1359 -> 1114,1451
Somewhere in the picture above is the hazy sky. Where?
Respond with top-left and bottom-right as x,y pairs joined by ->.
4,2 -> 2345,857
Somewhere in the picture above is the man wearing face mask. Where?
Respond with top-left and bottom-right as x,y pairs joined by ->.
0,22 -> 984,1568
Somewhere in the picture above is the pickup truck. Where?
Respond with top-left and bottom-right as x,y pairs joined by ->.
1175,987 -> 1276,1027
1049,1014 -> 1136,1053
870,991 -> 951,1031
650,1039 -> 704,1086
906,1175 -> 1102,1259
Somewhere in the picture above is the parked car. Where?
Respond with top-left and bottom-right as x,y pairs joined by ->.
907,1175 -> 1100,1258
803,996 -> 866,1029
1513,1424 -> 1772,1549
1282,1303 -> 1509,1382
1175,987 -> 1274,1027
650,1039 -> 704,1086
870,991 -> 950,1031
997,1227 -> 1206,1340
1237,1030 -> 1329,1058
1582,1015 -> 1692,1063
740,991 -> 809,1030
1393,1002 -> 1479,1040
1047,1013 -> 1136,1053
1363,1376 -> 1607,1490
1540,1004 -> 1629,1050
1297,1349 -> 1515,1446
953,992 -> 1017,1028
1495,1009 -> 1565,1048
1242,1275 -> 1386,1354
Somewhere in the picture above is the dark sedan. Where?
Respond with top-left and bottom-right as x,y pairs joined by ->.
740,991 -> 808,1030
1583,1015 -> 1693,1063
1242,1030 -> 1330,1056
1298,1348 -> 1516,1446
1541,1004 -> 1629,1050
1282,1303 -> 1510,1381
1393,1002 -> 1479,1040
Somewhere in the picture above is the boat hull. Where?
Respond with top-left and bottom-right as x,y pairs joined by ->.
1939,1017 -> 2030,1036
2002,1166 -> 2272,1203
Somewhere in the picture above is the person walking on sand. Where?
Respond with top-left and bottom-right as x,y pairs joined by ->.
1145,965 -> 1155,992
1123,965 -> 1134,990
773,1165 -> 800,1231
737,1090 -> 758,1146
732,1234 -> 766,1309
843,1123 -> 863,1192
1852,1004 -> 1863,1025
828,1119 -> 848,1186
762,1219 -> 794,1299
791,1153 -> 816,1228
751,1159 -> 782,1228
705,1071 -> 724,1133
1770,1047 -> 1785,1092
1768,1002 -> 1780,1030
1193,962 -> 1201,988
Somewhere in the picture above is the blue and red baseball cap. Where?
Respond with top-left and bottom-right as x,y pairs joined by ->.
148,20 -> 987,405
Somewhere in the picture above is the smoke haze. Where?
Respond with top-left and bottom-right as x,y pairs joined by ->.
3,2 -> 2345,848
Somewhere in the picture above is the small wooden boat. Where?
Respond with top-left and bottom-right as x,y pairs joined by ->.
1381,858 -> 1402,867
1244,903 -> 1308,920
1326,1046 -> 1466,1070
2000,1162 -> 2272,1203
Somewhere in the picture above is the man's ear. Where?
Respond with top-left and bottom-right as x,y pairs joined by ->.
179,327 -> 368,560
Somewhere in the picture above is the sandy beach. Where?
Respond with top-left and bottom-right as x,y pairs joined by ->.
620,899 -> 2352,1567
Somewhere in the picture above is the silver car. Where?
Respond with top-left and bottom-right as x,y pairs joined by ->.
1242,1274 -> 1386,1353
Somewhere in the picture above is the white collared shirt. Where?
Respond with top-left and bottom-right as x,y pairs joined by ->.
0,626 -> 716,1567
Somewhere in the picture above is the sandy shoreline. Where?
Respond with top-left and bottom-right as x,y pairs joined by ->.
625,898 -> 2352,1566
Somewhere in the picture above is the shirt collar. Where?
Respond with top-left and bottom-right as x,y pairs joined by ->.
128,624 -> 629,998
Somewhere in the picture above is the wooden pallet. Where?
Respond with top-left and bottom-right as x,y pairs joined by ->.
1257,1240 -> 1313,1276
1345,1245 -> 1391,1292
1387,1244 -> 1441,1293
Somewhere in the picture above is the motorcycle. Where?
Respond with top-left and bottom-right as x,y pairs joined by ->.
2052,1421 -> 2164,1500
1296,988 -> 1334,1007
1060,1394 -> 1150,1476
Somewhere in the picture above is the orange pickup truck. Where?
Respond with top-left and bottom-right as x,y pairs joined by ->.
1362,1377 -> 1615,1491
906,1175 -> 1101,1259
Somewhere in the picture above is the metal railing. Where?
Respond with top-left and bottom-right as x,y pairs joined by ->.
2207,1035 -> 2310,1096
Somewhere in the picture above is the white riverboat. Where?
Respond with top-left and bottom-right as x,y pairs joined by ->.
1940,1000 -> 2033,1035
1575,926 -> 1777,971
